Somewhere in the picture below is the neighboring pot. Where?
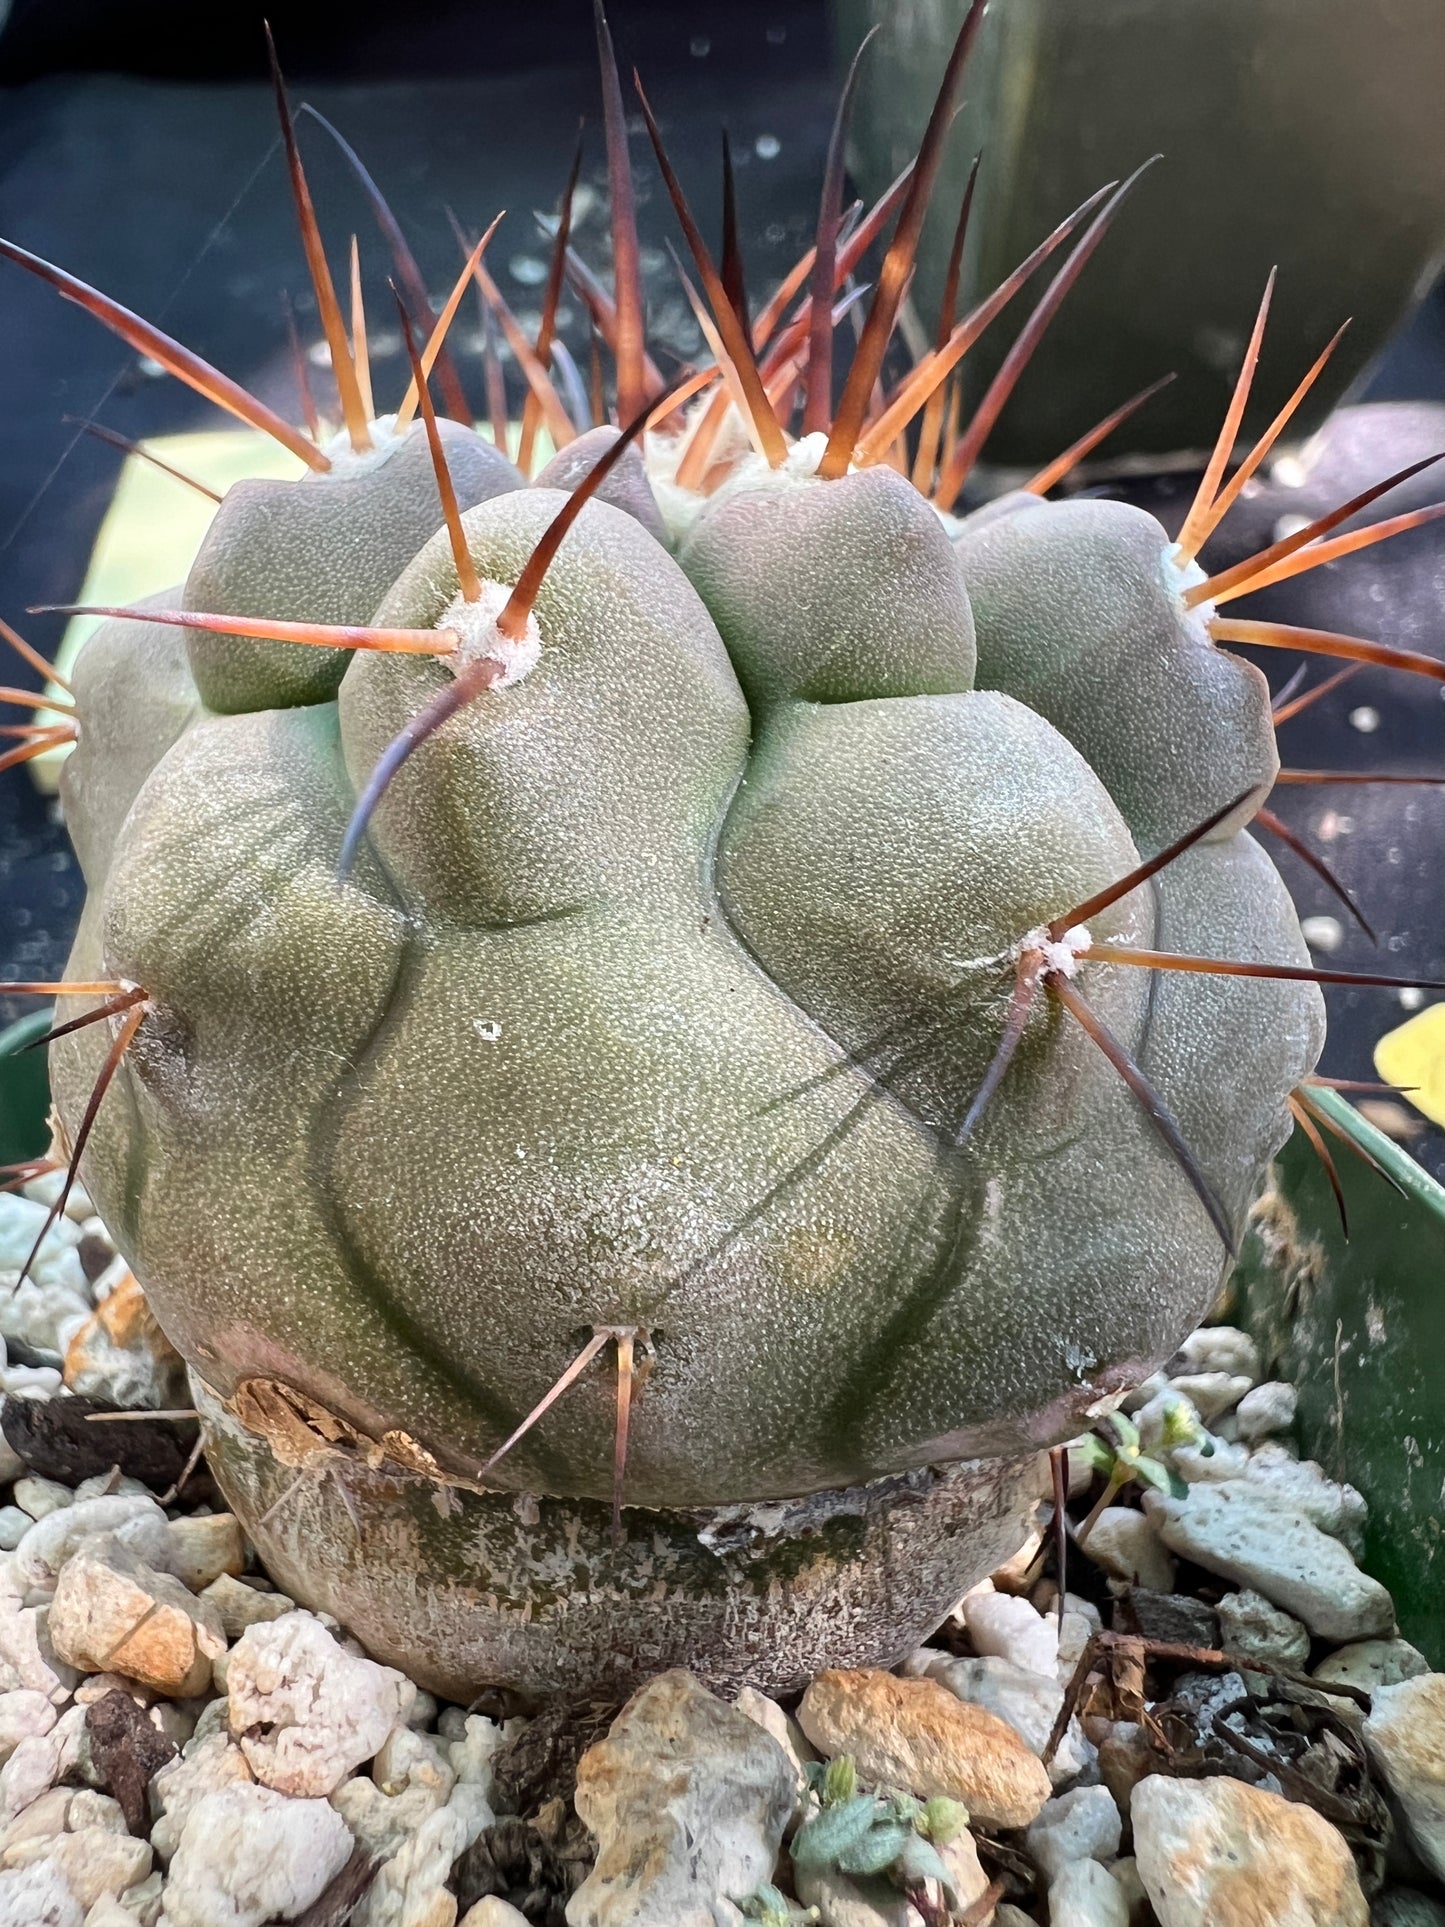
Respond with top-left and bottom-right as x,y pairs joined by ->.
836,0 -> 1445,467
1232,1087 -> 1445,1667
0,1007 -> 52,1168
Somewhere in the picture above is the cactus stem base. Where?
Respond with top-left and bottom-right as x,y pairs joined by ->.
193,1373 -> 1043,1702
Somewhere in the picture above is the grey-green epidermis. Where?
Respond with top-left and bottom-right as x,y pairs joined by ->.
51,461 -> 1321,1508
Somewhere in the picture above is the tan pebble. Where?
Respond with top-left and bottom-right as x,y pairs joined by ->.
991,1522 -> 1045,1594
44,1828 -> 153,1909
797,1669 -> 1051,1829
198,1573 -> 296,1640
0,1784 -> 73,1852
61,1273 -> 186,1408
66,1791 -> 129,1835
1364,1674 -> 1445,1881
82,1899 -> 134,1927
459,1901 -> 531,1927
165,1516 -> 245,1594
1132,1774 -> 1367,1926
48,1539 -> 225,1698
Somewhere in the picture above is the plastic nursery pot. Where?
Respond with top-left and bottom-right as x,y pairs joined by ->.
1230,1088 -> 1445,1667
0,1008 -> 53,1168
834,0 -> 1445,469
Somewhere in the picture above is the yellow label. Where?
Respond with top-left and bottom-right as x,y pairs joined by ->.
1374,1001 -> 1445,1130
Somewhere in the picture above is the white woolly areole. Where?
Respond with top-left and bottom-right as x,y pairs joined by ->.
437,580 -> 541,690
648,474 -> 711,547
319,415 -> 407,479
1162,541 -> 1215,620
1018,922 -> 1092,977
695,431 -> 861,519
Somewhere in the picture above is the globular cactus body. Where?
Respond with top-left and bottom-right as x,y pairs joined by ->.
7,6 -> 1437,1692
51,442 -> 1321,1506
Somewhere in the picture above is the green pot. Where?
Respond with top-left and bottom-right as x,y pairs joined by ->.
0,1008 -> 53,1168
1231,1087 -> 1445,1666
836,0 -> 1445,468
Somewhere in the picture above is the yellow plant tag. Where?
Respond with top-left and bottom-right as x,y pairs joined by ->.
30,429 -> 304,791
1374,1002 -> 1445,1130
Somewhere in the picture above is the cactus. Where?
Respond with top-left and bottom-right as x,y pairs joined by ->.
3,3 -> 1443,1696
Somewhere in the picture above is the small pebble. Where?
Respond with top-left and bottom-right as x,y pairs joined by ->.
1373,1891 -> 1445,1927
799,1668 -> 1051,1828
963,1589 -> 1059,1678
1234,1381 -> 1297,1442
1050,1857 -> 1130,1927
1133,1773 -> 1368,1925
924,1652 -> 1095,1785
1171,1327 -> 1261,1381
42,1828 -> 152,1910
991,1523 -> 1045,1594
0,1515 -> 28,1555
734,1685 -> 816,1800
72,1476 -> 152,1504
162,1782 -> 353,1927
1143,1483 -> 1394,1640
1025,1784 -> 1122,1882
1363,1674 -> 1445,1881
13,1480 -> 73,1524
67,1789 -> 127,1833
226,1612 -> 414,1797
1312,1637 -> 1430,1694
0,1690 -> 57,1765
407,1688 -> 439,1731
1216,1590 -> 1311,1671
199,1573 -> 296,1639
1165,1373 -> 1252,1423
1080,1508 -> 1176,1593
0,1860 -> 83,1927
167,1514 -> 245,1594
1112,1588 -> 1219,1651
48,1538 -> 225,1697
